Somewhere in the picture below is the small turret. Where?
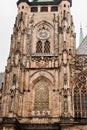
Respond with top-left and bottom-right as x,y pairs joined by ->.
17,0 -> 29,6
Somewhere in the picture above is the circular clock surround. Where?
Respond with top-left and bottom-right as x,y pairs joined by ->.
37,29 -> 50,40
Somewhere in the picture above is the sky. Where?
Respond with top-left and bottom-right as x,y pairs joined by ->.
0,0 -> 87,72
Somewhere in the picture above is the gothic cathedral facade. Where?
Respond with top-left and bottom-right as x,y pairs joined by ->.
0,0 -> 87,130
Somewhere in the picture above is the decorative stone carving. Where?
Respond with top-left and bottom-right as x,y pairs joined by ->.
75,55 -> 87,71
36,59 -> 49,68
62,50 -> 68,65
32,110 -> 50,116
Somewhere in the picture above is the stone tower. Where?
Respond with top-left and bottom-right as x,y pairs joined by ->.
1,0 -> 84,130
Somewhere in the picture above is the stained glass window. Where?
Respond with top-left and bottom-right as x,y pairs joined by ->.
74,84 -> 87,118
34,81 -> 49,110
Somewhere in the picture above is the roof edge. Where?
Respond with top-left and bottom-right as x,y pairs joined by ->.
17,0 -> 72,7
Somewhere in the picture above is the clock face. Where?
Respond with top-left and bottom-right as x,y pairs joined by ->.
37,29 -> 50,40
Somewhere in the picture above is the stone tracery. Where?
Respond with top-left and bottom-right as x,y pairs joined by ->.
74,75 -> 87,118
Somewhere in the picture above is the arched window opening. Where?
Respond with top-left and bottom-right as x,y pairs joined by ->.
36,41 -> 42,53
74,94 -> 80,111
44,41 -> 50,53
74,84 -> 87,118
34,81 -> 49,110
36,40 -> 50,54
64,4 -> 66,7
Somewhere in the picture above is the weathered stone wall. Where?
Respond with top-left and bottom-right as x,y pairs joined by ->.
62,125 -> 87,130
2,1 -> 86,130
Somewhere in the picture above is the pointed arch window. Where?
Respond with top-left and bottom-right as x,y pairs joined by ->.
36,41 -> 42,53
74,87 -> 80,111
81,87 -> 87,110
74,85 -> 87,118
36,40 -> 50,54
44,41 -> 50,53
34,81 -> 49,110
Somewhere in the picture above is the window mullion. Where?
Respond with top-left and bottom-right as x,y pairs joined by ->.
42,41 -> 44,53
80,90 -> 82,118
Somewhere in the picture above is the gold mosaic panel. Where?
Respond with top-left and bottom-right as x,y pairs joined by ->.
34,81 -> 49,110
